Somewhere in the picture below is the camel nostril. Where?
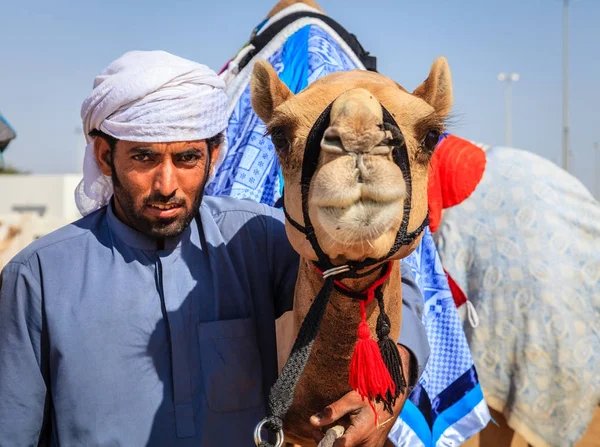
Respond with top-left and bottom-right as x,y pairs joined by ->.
324,135 -> 342,146
321,128 -> 344,153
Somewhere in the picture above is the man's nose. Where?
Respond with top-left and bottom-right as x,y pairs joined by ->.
153,160 -> 178,196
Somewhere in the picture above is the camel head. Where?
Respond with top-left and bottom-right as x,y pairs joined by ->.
266,0 -> 325,18
251,59 -> 452,263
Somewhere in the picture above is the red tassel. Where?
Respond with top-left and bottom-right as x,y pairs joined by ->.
349,300 -> 396,420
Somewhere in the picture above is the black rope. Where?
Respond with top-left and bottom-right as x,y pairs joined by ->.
258,278 -> 334,446
375,289 -> 407,414
299,104 -> 335,271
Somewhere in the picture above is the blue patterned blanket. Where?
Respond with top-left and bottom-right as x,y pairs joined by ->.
206,9 -> 490,445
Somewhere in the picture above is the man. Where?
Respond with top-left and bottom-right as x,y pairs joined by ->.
0,51 -> 429,446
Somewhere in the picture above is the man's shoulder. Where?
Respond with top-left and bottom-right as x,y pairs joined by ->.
202,195 -> 283,222
200,196 -> 287,245
6,208 -> 107,268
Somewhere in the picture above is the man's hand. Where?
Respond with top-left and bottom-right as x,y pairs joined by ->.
308,345 -> 412,447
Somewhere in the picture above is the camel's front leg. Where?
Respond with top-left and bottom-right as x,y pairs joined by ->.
317,425 -> 345,447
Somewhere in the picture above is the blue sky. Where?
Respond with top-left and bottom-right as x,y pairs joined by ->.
1,0 -> 599,195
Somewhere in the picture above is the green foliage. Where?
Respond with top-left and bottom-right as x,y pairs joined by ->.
0,164 -> 26,174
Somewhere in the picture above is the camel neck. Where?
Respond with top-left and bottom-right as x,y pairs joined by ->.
282,256 -> 404,436
317,262 -> 393,299
292,257 -> 402,329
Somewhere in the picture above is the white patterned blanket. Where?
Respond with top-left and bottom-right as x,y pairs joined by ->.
435,147 -> 600,446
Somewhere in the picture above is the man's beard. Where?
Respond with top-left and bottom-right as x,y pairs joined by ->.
111,170 -> 203,239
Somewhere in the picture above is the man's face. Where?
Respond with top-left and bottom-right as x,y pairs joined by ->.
95,137 -> 219,238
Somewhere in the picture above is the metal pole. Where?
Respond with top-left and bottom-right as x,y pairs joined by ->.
595,142 -> 599,199
498,73 -> 519,147
505,81 -> 512,147
562,0 -> 570,172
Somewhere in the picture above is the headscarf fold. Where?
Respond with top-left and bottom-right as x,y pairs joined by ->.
75,50 -> 229,216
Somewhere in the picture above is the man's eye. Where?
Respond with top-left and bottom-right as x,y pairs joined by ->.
179,154 -> 201,163
132,154 -> 152,162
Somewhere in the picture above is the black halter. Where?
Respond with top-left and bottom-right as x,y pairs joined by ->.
255,100 -> 429,447
283,102 -> 429,274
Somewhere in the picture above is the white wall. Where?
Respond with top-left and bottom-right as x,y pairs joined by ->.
0,174 -> 83,268
0,174 -> 82,221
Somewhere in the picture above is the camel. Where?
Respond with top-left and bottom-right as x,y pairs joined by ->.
0,216 -> 29,269
265,0 -> 324,17
428,137 -> 600,447
0,225 -> 21,254
250,53 -> 452,445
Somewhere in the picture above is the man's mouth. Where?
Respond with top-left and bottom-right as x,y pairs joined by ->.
148,203 -> 180,210
145,202 -> 184,219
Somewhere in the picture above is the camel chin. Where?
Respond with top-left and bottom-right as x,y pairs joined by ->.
308,154 -> 407,261
313,199 -> 403,261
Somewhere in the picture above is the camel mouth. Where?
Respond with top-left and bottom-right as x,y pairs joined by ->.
315,198 -> 403,245
309,157 -> 406,248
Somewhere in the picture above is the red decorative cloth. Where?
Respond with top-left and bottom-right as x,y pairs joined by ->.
445,268 -> 467,308
427,135 -> 487,233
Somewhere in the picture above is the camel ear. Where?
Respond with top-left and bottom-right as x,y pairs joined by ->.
413,57 -> 453,117
251,60 -> 293,124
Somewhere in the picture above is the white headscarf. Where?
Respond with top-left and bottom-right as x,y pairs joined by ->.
75,50 -> 229,216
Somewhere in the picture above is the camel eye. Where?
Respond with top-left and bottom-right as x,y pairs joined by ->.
269,127 -> 290,155
422,129 -> 442,153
